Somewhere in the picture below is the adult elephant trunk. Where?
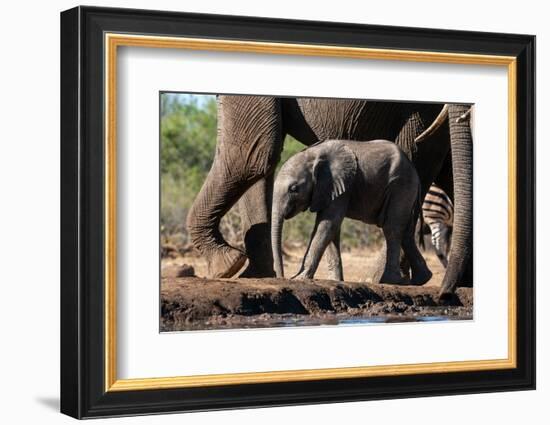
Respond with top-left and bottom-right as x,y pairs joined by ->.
186,95 -> 282,279
186,166 -> 248,278
271,203 -> 285,278
440,104 -> 473,297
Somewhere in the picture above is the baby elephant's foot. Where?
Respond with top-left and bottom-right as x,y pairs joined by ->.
379,270 -> 408,285
411,268 -> 433,286
291,270 -> 313,280
327,273 -> 344,282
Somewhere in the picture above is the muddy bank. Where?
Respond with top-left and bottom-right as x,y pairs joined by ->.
161,277 -> 472,332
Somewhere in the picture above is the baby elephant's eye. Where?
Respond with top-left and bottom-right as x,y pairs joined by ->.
289,184 -> 298,193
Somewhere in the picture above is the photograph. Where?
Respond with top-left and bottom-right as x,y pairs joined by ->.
159,93 -> 474,331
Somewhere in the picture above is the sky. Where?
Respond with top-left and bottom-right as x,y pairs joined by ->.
161,92 -> 216,109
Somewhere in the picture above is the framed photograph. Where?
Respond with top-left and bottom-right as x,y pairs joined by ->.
60,5 -> 535,419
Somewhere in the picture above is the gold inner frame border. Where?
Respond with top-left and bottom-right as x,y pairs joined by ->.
104,33 -> 517,392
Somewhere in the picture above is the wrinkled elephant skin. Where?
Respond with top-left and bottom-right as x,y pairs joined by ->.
186,96 -> 472,294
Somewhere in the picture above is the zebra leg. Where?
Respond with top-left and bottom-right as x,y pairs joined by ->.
423,184 -> 454,269
430,222 -> 450,268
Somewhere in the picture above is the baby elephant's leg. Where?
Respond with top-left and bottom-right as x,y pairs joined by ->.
293,199 -> 346,280
380,226 -> 408,285
402,232 -> 432,285
325,229 -> 344,281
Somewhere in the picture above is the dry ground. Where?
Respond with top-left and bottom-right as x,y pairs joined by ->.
161,246 -> 446,288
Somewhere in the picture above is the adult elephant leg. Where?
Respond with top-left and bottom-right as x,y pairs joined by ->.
433,152 -> 454,202
187,96 -> 282,278
238,173 -> 276,277
440,104 -> 473,297
434,159 -> 473,287
186,157 -> 247,278
372,105 -> 448,284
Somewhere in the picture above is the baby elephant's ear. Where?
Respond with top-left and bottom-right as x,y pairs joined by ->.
310,141 -> 358,212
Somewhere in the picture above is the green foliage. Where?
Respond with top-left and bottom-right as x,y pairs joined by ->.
160,94 -> 217,190
160,174 -> 187,240
278,136 -> 304,170
160,93 -> 382,250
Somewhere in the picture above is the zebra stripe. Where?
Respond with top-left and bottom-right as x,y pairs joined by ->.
422,184 -> 453,267
423,185 -> 453,227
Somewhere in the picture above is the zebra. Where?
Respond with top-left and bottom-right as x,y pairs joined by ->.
421,184 -> 454,268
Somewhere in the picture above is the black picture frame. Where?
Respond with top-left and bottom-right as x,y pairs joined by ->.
61,5 -> 535,419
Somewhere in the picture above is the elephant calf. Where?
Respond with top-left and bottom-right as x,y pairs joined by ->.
271,139 -> 432,285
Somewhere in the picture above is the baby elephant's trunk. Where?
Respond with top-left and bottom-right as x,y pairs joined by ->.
271,204 -> 285,278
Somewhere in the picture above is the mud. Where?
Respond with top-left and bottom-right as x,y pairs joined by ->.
161,277 -> 472,332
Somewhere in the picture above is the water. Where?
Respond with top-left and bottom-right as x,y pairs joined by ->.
269,314 -> 471,328
163,313 -> 473,332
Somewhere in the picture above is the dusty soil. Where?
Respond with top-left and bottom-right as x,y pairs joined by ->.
161,248 -> 470,332
162,247 -> 447,287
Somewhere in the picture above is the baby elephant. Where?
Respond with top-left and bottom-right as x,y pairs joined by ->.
271,139 -> 432,285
